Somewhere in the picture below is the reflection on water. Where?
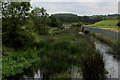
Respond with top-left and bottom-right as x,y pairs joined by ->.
95,41 -> 118,78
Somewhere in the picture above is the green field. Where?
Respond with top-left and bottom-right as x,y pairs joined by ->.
87,20 -> 119,32
87,20 -> 118,28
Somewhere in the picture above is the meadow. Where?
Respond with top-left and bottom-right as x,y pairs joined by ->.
87,20 -> 119,32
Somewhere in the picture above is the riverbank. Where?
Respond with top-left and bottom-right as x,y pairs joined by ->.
88,30 -> 119,55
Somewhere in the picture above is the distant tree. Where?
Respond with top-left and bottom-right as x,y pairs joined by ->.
49,16 -> 63,27
49,16 -> 57,27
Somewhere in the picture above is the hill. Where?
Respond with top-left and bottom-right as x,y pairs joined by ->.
87,20 -> 119,32
88,20 -> 118,28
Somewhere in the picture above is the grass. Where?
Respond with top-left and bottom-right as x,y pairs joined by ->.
3,26 -> 106,79
87,20 -> 119,32
88,20 -> 118,27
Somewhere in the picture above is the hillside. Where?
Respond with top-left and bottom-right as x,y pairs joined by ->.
88,20 -> 118,27
87,20 -> 119,32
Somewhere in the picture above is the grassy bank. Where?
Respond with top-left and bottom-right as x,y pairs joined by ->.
87,20 -> 119,32
87,20 -> 118,27
89,31 -> 119,55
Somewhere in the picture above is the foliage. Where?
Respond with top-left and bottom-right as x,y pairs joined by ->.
2,2 -> 32,48
2,49 -> 39,78
3,29 -> 36,49
49,16 -> 63,28
30,7 -> 50,35
2,2 -> 31,26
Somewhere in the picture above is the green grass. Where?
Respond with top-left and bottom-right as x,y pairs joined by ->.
87,20 -> 118,28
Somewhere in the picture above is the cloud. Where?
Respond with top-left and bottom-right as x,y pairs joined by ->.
31,0 -> 119,2
31,2 -> 118,16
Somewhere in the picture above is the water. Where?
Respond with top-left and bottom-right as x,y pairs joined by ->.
95,41 -> 119,78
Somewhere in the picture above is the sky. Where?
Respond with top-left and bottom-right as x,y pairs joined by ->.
30,0 -> 119,16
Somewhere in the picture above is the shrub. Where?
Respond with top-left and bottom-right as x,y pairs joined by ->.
3,29 -> 39,49
2,49 -> 38,78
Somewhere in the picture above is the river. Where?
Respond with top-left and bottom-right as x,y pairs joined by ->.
95,40 -> 119,78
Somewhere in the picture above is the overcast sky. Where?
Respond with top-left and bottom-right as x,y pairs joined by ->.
30,0 -> 119,16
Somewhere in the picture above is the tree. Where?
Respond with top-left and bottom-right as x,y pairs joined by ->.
2,2 -> 31,47
2,2 -> 31,25
49,16 -> 63,27
30,7 -> 49,35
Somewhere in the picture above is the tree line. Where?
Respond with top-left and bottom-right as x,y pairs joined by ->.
52,13 -> 119,25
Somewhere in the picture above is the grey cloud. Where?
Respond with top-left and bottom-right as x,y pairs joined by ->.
31,2 -> 118,16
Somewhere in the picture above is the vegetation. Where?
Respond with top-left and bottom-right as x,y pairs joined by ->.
52,13 -> 119,24
2,48 -> 39,77
91,32 -> 120,55
86,20 -> 119,32
2,1 -> 107,80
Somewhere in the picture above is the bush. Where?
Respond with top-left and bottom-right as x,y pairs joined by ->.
2,49 -> 39,78
3,30 -> 36,49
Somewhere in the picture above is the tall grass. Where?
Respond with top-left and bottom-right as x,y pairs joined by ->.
35,33 -> 106,79
3,27 -> 106,79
